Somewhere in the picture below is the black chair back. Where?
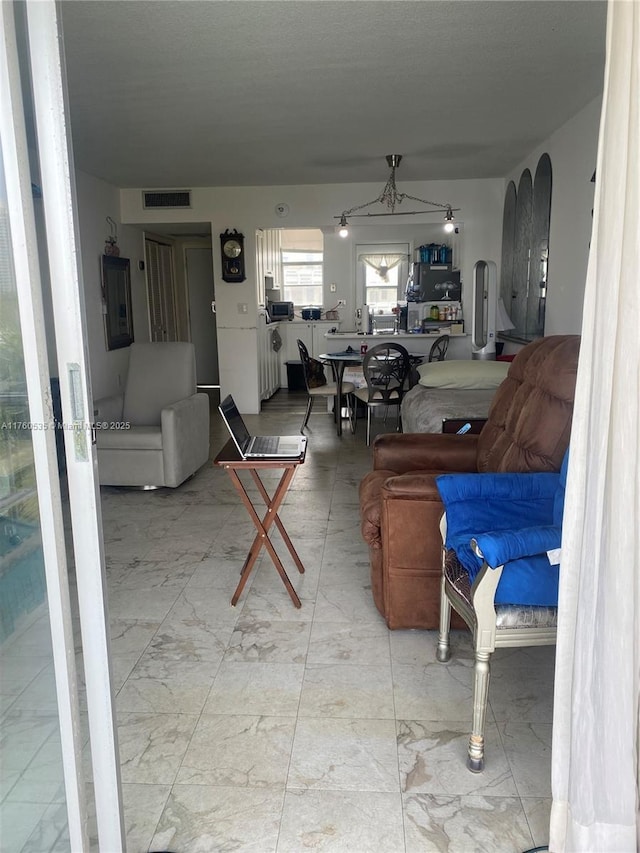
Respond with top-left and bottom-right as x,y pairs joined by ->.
428,334 -> 450,362
361,342 -> 411,404
296,339 -> 327,389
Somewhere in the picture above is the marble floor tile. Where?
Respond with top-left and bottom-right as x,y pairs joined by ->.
298,663 -> 394,720
397,719 -> 518,797
119,782 -> 172,853
116,655 -> 218,714
147,608 -> 234,664
163,584 -> 241,625
488,664 -> 555,723
103,534 -> 155,562
389,629 -> 473,668
393,662 -> 474,722
521,796 -> 552,847
307,621 -> 391,667
106,557 -> 196,590
314,578 -> 384,624
288,717 -> 400,793
277,789 -> 405,853
143,531 -> 217,563
105,585 -> 182,622
185,552 -> 257,590
224,618 -> 312,664
499,721 -> 553,797
108,619 -> 160,657
150,784 -> 284,853
116,711 -> 198,784
240,587 -> 317,622
176,713 -> 296,787
402,793 -> 535,853
205,661 -> 305,717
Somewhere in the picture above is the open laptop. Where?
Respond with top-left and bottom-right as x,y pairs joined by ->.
219,395 -> 307,459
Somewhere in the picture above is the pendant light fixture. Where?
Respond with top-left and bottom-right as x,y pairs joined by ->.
336,155 -> 460,237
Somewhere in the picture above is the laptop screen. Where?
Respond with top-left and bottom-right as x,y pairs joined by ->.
219,395 -> 251,450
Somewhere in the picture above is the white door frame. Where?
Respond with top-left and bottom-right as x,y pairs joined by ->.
2,2 -> 125,849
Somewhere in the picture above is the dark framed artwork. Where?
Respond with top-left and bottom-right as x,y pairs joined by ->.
101,255 -> 133,350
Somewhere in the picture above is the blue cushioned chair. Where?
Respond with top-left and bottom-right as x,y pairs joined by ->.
435,450 -> 568,772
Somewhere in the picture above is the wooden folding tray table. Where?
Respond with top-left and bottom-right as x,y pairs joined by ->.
214,439 -> 306,608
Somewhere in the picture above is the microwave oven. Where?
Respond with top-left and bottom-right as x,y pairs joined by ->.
268,300 -> 294,320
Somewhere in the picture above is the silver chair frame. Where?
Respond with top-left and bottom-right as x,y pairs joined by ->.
436,515 -> 558,772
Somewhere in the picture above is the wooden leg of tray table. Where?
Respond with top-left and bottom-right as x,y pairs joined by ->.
250,469 -> 305,575
226,466 -> 302,608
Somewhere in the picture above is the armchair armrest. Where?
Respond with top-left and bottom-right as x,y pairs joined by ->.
473,525 -> 562,569
93,393 -> 124,422
373,432 -> 479,475
161,393 -> 210,487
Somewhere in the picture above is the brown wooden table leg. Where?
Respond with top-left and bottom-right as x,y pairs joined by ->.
250,469 -> 305,575
224,465 -> 303,608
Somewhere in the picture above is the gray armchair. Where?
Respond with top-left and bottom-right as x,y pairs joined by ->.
95,342 -> 210,488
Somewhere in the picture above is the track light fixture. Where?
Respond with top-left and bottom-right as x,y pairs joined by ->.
334,155 -> 460,235
444,207 -> 456,233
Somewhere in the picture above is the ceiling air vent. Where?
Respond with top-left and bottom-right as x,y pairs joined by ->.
143,190 -> 191,209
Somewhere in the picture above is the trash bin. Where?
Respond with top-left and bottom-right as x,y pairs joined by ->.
285,360 -> 306,392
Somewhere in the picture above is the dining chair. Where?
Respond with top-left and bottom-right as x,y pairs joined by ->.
428,334 -> 450,362
296,339 -> 355,434
353,342 -> 411,445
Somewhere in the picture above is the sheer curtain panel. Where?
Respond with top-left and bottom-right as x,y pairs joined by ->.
550,1 -> 640,850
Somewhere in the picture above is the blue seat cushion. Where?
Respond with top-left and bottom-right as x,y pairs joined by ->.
437,469 -> 565,607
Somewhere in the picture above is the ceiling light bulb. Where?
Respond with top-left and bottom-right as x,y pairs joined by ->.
338,215 -> 349,238
444,207 -> 455,233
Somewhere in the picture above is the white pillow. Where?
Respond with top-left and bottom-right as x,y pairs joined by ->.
417,359 -> 510,390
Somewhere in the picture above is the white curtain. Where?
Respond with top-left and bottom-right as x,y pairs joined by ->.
358,253 -> 406,282
550,1 -> 640,850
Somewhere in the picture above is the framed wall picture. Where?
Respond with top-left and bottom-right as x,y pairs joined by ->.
101,254 -> 134,349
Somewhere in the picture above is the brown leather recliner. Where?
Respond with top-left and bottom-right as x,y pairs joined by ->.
359,335 -> 581,630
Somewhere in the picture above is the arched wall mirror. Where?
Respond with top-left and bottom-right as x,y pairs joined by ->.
500,153 -> 552,342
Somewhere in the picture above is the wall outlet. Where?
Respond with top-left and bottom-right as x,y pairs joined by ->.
238,302 -> 248,314
337,299 -> 346,307
330,283 -> 337,292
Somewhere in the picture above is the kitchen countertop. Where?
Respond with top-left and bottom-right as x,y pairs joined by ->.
325,331 -> 466,338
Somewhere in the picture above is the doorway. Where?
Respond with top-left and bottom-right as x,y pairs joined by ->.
184,245 -> 219,386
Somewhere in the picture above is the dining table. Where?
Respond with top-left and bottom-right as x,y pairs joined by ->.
318,349 -> 362,436
319,347 -> 425,437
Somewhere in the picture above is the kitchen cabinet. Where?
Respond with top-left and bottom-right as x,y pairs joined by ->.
284,321 -> 338,360
280,321 -> 339,386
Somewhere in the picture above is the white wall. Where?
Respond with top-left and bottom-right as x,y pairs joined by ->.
75,171 -> 149,400
505,96 -> 602,336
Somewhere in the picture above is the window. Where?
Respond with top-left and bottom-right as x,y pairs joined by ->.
363,262 -> 401,312
356,243 -> 410,313
280,229 -> 324,306
281,250 -> 323,306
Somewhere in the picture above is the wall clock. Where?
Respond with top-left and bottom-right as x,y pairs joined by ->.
220,229 -> 246,282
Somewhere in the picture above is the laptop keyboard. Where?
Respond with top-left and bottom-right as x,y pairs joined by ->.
251,435 -> 279,454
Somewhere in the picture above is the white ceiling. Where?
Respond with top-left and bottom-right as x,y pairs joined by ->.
59,0 -> 607,190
